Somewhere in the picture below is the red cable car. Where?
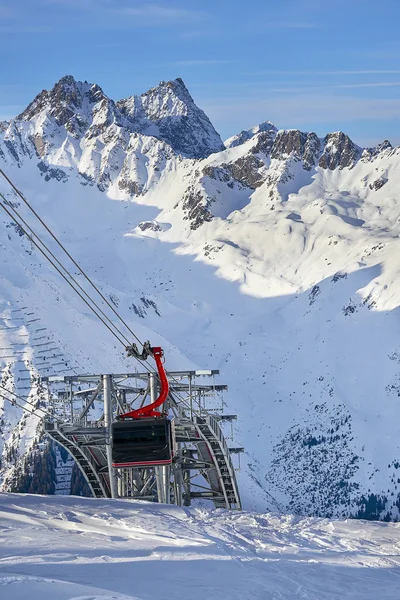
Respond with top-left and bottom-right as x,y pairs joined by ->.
111,346 -> 174,468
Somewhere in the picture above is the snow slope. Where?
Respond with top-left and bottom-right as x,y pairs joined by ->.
1,75 -> 400,519
1,493 -> 400,600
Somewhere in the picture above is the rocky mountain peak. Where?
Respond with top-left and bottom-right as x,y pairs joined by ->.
117,78 -> 225,159
140,77 -> 193,118
16,75 -> 120,144
319,131 -> 361,170
269,130 -> 321,170
225,121 -> 278,149
16,75 -> 112,127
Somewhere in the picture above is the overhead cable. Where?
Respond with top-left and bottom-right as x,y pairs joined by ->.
0,192 -> 131,347
0,168 -> 144,347
0,196 -> 128,346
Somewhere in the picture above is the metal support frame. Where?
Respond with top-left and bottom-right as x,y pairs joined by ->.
44,368 -> 243,510
103,374 -> 118,499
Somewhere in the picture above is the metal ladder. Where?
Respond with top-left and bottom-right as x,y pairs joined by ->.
45,423 -> 108,498
195,415 -> 242,510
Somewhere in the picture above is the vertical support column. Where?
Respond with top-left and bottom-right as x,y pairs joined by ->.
188,374 -> 193,421
121,389 -> 127,412
149,372 -> 156,404
173,463 -> 183,506
69,381 -> 74,423
103,374 -> 118,499
150,372 -> 171,504
183,462 -> 191,507
155,465 -> 170,504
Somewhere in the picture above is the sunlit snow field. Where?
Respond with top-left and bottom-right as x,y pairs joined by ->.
0,493 -> 399,599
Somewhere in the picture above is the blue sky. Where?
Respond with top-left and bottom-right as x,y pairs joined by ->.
1,0 -> 400,145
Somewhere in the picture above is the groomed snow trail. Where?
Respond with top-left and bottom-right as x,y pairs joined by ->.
0,493 -> 399,599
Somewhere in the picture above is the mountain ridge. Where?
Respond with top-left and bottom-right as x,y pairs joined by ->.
1,75 -> 400,520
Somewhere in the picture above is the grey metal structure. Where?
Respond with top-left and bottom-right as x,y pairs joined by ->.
43,369 -> 243,509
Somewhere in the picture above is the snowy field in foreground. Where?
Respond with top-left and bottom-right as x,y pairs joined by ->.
0,494 -> 399,599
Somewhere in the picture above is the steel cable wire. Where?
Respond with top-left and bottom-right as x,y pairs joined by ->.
0,384 -> 52,418
0,168 -> 144,347
0,171 -> 210,412
0,198 -> 128,347
0,191 -> 132,346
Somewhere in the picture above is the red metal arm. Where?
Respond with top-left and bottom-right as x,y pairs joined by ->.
119,347 -> 169,419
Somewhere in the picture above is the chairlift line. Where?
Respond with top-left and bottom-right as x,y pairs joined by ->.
0,195 -> 129,348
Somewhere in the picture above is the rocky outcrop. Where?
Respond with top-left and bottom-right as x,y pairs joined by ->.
182,186 -> 214,230
319,132 -> 360,170
223,155 -> 266,189
369,177 -> 388,191
17,76 -> 118,140
271,130 -> 321,170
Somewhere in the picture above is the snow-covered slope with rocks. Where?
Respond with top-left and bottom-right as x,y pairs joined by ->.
1,75 -> 400,519
1,493 -> 400,600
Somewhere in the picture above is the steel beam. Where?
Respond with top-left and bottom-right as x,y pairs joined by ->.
103,374 -> 118,499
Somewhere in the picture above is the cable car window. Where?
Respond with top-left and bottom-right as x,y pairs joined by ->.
111,418 -> 173,467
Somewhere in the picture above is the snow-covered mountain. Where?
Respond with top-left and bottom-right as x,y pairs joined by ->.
1,75 -> 400,520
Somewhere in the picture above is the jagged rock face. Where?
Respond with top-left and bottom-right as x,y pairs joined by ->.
319,132 -> 360,170
303,133 -> 321,170
181,186 -> 214,230
1,74 -> 393,220
369,176 -> 388,191
362,140 -> 393,162
223,155 -> 266,189
17,75 -> 118,139
251,128 -> 277,156
117,78 -> 225,159
271,130 -> 321,170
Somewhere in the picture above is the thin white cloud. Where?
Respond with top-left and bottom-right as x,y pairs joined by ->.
41,0 -> 206,26
41,0 -> 206,21
329,81 -> 400,89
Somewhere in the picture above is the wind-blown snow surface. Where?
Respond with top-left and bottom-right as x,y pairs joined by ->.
1,75 -> 400,518
1,493 -> 400,600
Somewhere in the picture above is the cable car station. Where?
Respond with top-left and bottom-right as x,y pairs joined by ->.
43,345 -> 243,509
